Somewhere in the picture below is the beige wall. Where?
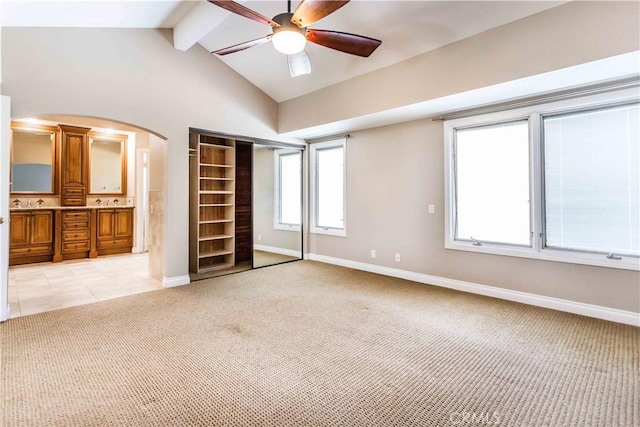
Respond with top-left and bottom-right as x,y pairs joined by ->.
1,27 -> 302,280
279,1 -> 640,134
253,146 -> 301,253
308,119 -> 640,313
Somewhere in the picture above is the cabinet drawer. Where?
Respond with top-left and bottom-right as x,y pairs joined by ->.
62,197 -> 85,206
63,187 -> 85,196
97,238 -> 131,249
63,211 -> 91,221
63,230 -> 90,242
63,221 -> 89,231
10,244 -> 52,256
62,240 -> 90,253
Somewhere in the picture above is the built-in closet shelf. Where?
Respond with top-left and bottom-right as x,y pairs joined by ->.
198,235 -> 233,242
189,134 -> 236,274
199,190 -> 233,194
200,177 -> 234,181
200,163 -> 234,168
199,249 -> 234,258
198,263 -> 234,272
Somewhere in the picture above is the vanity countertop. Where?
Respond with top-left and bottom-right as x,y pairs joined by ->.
10,205 -> 135,211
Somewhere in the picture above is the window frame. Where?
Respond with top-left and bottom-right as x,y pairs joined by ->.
273,148 -> 302,232
444,88 -> 639,271
309,138 -> 347,237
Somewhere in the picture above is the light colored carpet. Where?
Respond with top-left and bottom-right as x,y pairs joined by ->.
1,261 -> 638,426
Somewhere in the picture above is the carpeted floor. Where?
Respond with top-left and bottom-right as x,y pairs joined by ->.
1,261 -> 638,426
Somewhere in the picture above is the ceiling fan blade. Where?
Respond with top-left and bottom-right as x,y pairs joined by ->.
291,0 -> 350,28
306,29 -> 381,57
208,0 -> 280,27
212,35 -> 272,56
288,51 -> 311,78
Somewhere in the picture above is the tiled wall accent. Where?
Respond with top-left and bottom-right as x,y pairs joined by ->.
86,196 -> 135,207
148,190 -> 165,281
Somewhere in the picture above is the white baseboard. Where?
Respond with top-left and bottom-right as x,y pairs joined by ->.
162,275 -> 190,288
306,253 -> 640,327
254,244 -> 301,258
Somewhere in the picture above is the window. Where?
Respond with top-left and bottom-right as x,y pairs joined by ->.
274,149 -> 301,231
455,121 -> 531,246
310,138 -> 346,236
445,89 -> 639,270
543,104 -> 639,256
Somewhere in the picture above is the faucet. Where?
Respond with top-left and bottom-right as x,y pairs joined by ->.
12,199 -> 21,208
26,199 -> 32,208
113,198 -> 119,206
36,199 -> 44,208
96,198 -> 102,206
106,199 -> 110,206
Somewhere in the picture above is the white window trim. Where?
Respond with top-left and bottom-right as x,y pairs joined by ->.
444,88 -> 640,271
273,148 -> 301,232
310,138 -> 347,237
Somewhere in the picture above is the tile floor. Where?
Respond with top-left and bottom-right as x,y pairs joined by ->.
8,253 -> 162,318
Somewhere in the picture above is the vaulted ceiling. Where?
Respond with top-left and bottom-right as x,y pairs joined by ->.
2,1 -> 567,102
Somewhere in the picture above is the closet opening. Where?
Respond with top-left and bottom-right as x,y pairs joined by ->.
188,128 -> 304,281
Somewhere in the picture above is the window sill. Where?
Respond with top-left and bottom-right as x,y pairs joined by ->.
274,223 -> 301,232
445,240 -> 639,271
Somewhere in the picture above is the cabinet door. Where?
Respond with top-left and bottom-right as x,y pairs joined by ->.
30,211 -> 54,244
9,212 -> 29,246
97,210 -> 115,239
114,209 -> 133,238
62,132 -> 85,186
60,125 -> 90,206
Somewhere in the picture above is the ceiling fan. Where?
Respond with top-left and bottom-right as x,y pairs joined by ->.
208,0 -> 382,78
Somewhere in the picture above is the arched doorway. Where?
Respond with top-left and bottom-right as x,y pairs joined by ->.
3,114 -> 167,318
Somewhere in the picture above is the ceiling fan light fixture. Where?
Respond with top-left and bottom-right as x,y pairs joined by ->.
272,28 -> 306,55
271,12 -> 306,55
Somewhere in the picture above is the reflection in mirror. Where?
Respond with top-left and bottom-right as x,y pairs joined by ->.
89,133 -> 127,194
253,144 -> 303,268
10,124 -> 56,193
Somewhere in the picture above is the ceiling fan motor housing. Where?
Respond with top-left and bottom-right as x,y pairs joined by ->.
272,13 -> 307,37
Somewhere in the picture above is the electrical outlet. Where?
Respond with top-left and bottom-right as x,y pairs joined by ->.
428,204 -> 435,214
395,253 -> 401,262
370,250 -> 376,259
258,234 -> 262,241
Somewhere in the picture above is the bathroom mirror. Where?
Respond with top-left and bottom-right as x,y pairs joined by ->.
10,123 -> 57,194
253,144 -> 303,268
89,133 -> 127,195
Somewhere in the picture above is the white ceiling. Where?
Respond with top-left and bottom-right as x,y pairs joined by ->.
2,0 -> 567,102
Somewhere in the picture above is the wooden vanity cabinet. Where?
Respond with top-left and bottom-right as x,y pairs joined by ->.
59,125 -> 91,206
97,208 -> 134,255
9,210 -> 55,265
